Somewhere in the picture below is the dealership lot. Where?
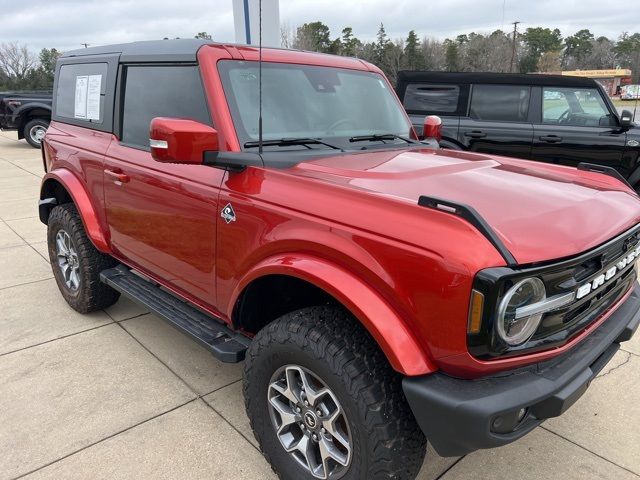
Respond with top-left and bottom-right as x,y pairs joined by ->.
0,130 -> 639,479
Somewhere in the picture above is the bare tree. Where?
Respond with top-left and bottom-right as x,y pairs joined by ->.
280,21 -> 294,49
580,37 -> 616,69
384,39 -> 405,84
537,51 -> 562,72
457,32 -> 511,72
421,37 -> 447,70
0,42 -> 37,81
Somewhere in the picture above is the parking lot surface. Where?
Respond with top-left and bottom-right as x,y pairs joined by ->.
1,129 -> 639,479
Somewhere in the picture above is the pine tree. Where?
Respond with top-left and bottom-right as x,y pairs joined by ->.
375,23 -> 390,65
341,27 -> 362,57
404,30 -> 422,69
444,39 -> 459,71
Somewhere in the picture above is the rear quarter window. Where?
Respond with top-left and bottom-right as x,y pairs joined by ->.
469,84 -> 531,122
55,63 -> 108,123
403,84 -> 460,114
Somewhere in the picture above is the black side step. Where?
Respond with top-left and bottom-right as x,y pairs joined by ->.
100,266 -> 250,362
418,195 -> 518,267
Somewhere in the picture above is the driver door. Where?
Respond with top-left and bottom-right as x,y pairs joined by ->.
103,63 -> 224,306
531,85 -> 626,168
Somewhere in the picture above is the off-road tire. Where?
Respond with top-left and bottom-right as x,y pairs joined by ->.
23,118 -> 49,148
47,203 -> 119,313
244,306 -> 427,480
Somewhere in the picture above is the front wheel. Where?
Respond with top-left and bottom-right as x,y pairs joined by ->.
47,203 -> 120,313
23,118 -> 49,148
244,306 -> 427,480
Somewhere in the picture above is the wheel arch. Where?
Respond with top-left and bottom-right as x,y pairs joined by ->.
16,106 -> 51,139
230,254 -> 437,376
39,170 -> 111,253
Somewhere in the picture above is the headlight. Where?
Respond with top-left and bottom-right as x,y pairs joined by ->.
496,277 -> 546,346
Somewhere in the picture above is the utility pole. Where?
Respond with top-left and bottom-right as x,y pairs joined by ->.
509,21 -> 520,73
81,43 -> 90,48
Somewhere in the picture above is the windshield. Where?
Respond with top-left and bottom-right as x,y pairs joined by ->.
217,60 -> 413,150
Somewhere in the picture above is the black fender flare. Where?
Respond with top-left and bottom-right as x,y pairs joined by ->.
625,155 -> 640,191
15,104 -> 52,139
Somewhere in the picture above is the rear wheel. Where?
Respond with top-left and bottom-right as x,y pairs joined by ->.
47,203 -> 120,313
23,118 -> 49,148
244,306 -> 427,480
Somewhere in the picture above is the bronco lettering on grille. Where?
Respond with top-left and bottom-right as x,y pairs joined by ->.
576,245 -> 640,300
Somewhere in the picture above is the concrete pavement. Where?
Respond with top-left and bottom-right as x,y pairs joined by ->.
0,129 -> 638,479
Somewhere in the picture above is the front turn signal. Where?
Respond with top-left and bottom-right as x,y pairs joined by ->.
468,289 -> 484,335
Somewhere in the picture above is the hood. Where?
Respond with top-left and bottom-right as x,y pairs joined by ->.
288,148 -> 640,265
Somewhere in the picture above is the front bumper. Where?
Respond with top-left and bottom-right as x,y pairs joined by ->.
403,283 -> 640,457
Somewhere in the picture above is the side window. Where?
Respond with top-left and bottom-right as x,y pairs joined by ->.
403,84 -> 460,114
542,87 -> 614,127
56,63 -> 108,123
469,84 -> 530,122
542,88 -> 570,123
121,65 -> 211,148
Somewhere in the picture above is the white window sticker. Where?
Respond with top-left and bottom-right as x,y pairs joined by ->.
74,74 -> 102,120
74,75 -> 88,118
86,75 -> 102,120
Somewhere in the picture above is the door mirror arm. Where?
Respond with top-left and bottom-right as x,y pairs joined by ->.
203,151 -> 264,172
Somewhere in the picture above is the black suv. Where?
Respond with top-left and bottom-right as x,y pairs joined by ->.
397,71 -> 640,189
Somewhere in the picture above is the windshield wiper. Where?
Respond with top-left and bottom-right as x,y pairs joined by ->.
349,133 -> 418,144
244,137 -> 344,151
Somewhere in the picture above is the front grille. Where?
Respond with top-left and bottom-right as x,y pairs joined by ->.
469,224 -> 640,359
531,264 -> 635,350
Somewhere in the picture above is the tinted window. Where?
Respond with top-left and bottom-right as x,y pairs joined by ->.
542,87 -> 614,127
121,65 -> 210,148
469,84 -> 530,122
56,63 -> 108,123
403,84 -> 460,113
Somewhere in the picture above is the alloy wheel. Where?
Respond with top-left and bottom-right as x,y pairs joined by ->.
267,365 -> 352,479
55,229 -> 80,291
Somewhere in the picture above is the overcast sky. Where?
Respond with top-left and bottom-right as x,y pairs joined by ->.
1,0 -> 639,53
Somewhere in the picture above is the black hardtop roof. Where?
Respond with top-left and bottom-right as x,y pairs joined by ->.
61,39 -> 213,62
397,70 -> 597,88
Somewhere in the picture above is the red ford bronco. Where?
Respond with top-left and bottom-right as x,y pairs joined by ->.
40,40 -> 640,480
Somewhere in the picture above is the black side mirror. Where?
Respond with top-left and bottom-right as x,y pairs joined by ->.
620,110 -> 634,128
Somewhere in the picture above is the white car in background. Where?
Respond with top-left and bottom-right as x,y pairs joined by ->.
543,89 -> 563,100
622,84 -> 640,100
